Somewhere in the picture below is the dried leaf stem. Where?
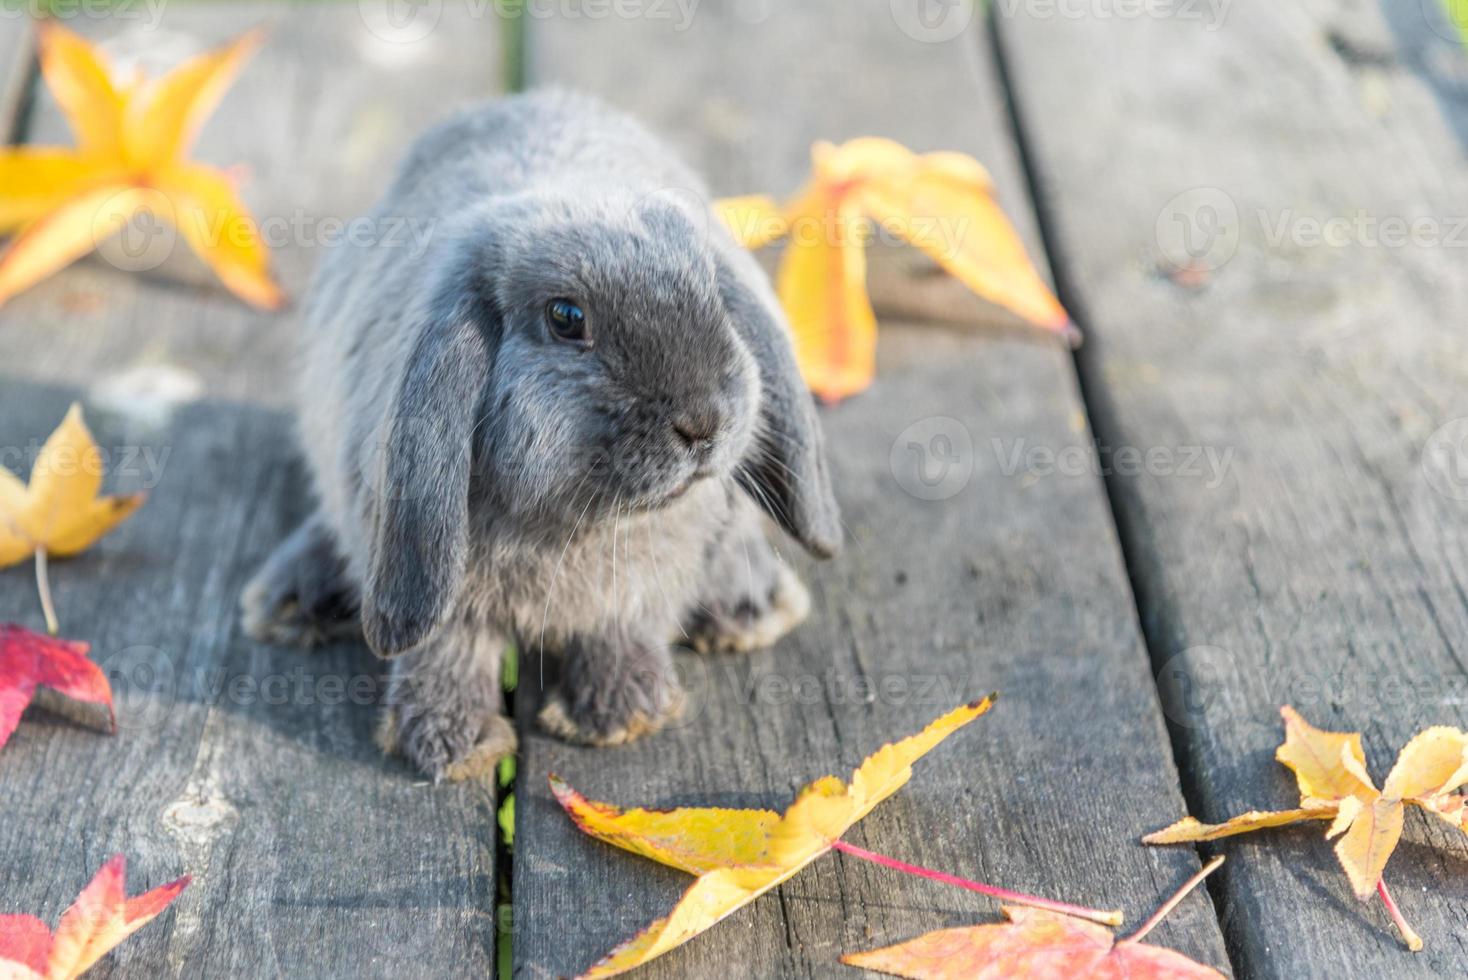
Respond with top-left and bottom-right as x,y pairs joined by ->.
1377,878 -> 1423,952
830,838 -> 1123,927
1121,855 -> 1225,944
35,549 -> 58,635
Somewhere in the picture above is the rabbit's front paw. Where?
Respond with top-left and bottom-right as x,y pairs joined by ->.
682,562 -> 810,654
379,702 -> 517,783
538,632 -> 685,746
379,635 -> 515,782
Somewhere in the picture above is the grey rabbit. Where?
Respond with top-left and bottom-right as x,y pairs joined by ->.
240,90 -> 841,781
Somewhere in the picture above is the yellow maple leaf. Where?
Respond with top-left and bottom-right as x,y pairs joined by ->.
1145,705 -> 1468,951
0,404 -> 146,633
552,698 -> 1121,978
0,22 -> 282,310
716,137 -> 1072,403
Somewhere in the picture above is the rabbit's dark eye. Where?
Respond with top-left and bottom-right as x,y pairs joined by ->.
546,298 -> 589,344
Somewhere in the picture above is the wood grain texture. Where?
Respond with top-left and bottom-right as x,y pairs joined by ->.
997,0 -> 1468,974
0,384 -> 496,977
511,2 -> 1230,977
0,16 -> 31,138
0,1 -> 500,407
0,5 -> 505,977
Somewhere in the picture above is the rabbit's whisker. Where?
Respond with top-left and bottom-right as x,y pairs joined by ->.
739,464 -> 789,530
741,532 -> 756,618
749,431 -> 861,548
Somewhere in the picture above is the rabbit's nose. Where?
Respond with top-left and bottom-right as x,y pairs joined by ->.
672,412 -> 720,454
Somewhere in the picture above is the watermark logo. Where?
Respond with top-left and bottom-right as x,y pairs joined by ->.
357,891 -> 444,961
1155,645 -> 1234,729
890,0 -> 975,43
1155,186 -> 1239,273
656,656 -> 710,733
91,188 -> 178,274
102,645 -> 178,733
359,0 -> 443,44
355,414 -> 474,503
891,417 -> 974,501
1422,0 -> 1468,44
631,185 -> 715,251
1422,417 -> 1468,501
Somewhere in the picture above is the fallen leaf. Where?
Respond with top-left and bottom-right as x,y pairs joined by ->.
853,149 -> 1064,332
839,862 -> 1227,979
0,623 -> 114,751
0,404 -> 146,633
0,854 -> 188,980
0,23 -> 281,309
842,854 -> 1226,979
777,184 -> 877,404
1146,706 -> 1468,949
842,906 -> 1221,979
717,137 -> 1071,402
552,699 -> 998,978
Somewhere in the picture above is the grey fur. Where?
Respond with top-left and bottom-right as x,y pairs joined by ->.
242,90 -> 840,778
240,512 -> 360,647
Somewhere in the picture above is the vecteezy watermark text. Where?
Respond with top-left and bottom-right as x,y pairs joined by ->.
0,441 -> 169,490
94,197 -> 438,269
1157,187 -> 1468,274
993,437 -> 1234,488
0,0 -> 167,28
358,0 -> 701,45
990,0 -> 1229,30
724,665 -> 971,709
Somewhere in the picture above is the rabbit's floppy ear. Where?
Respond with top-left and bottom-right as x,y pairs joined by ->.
361,298 -> 493,657
716,248 -> 843,558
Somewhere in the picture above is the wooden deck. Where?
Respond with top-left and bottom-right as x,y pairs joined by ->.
0,2 -> 1465,977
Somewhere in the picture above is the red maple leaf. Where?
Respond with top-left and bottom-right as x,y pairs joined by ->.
0,854 -> 189,979
0,623 -> 114,751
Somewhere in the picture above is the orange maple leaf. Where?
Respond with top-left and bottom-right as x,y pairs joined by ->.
0,403 -> 146,634
1145,705 -> 1468,950
842,857 -> 1227,979
0,623 -> 114,752
717,138 -> 1072,403
0,22 -> 282,310
0,854 -> 188,980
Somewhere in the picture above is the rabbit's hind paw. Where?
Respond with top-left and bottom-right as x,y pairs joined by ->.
681,562 -> 810,655
241,512 -> 360,648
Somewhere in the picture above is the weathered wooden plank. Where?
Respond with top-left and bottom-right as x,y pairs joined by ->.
997,0 -> 1468,974
512,2 -> 1230,977
0,1 -> 500,407
0,16 -> 31,138
0,5 -> 505,977
0,383 -> 497,977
